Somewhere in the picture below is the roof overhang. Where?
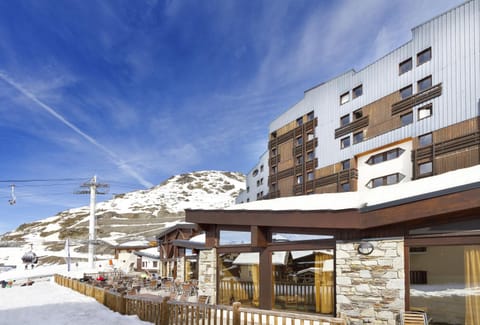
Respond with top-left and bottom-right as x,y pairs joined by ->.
186,183 -> 480,235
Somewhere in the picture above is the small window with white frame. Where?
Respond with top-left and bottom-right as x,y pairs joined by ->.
417,47 -> 432,66
418,104 -> 432,120
353,131 -> 364,144
399,57 -> 413,75
417,75 -> 432,92
352,84 -> 363,99
340,114 -> 350,127
340,92 -> 350,105
341,136 -> 350,149
400,85 -> 413,99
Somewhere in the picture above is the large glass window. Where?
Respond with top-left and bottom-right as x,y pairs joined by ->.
218,252 -> 259,307
273,249 -> 334,314
409,245 -> 480,324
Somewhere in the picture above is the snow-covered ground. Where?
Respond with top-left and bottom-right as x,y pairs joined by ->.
0,279 -> 153,325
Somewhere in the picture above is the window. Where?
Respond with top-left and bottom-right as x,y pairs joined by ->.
259,178 -> 263,185
352,84 -> 363,99
419,161 -> 433,175
307,111 -> 314,121
353,131 -> 364,144
246,198 -> 250,202
296,117 -> 303,126
340,114 -> 350,126
252,169 -> 259,177
272,148 -> 277,156
400,85 -> 413,99
353,108 -> 363,120
368,173 -> 404,188
401,111 -> 413,126
296,136 -> 303,146
399,58 -> 413,75
341,182 -> 350,192
271,131 -> 277,139
271,183 -> 277,191
256,180 -> 260,187
246,186 -> 250,193
296,175 -> 303,184
417,75 -> 432,92
307,172 -> 314,181
307,132 -> 314,141
341,136 -> 350,149
419,133 -> 432,147
272,165 -> 277,174
341,159 -> 350,170
418,104 -> 432,120
417,47 -> 431,66
307,151 -> 314,161
296,155 -> 303,165
366,148 -> 405,165
340,92 -> 350,105
260,165 -> 264,172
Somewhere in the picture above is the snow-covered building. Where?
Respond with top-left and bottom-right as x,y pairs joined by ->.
185,1 -> 480,324
187,165 -> 480,324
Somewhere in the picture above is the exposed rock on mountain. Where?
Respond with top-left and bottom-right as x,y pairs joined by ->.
0,171 -> 245,255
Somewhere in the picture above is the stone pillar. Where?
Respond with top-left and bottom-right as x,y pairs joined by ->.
336,239 -> 405,325
177,257 -> 185,282
197,248 -> 217,304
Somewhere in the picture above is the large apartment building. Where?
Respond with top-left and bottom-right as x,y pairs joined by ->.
239,0 -> 479,202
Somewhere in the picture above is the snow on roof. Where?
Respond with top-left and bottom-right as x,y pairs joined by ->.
229,165 -> 480,211
233,252 -> 287,265
118,240 -> 150,247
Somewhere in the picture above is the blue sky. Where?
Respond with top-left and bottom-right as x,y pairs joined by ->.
0,0 -> 463,234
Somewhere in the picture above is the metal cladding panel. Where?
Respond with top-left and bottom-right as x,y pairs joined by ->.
269,0 -> 479,170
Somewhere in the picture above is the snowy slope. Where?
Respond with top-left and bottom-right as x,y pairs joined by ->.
0,170 -> 245,266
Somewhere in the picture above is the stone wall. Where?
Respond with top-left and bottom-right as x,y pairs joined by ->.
336,239 -> 405,325
197,248 -> 217,304
176,257 -> 185,282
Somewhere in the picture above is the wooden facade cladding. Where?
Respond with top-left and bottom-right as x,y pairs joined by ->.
269,115 -> 319,197
314,168 -> 358,188
334,116 -> 369,139
412,131 -> 480,179
391,84 -> 442,116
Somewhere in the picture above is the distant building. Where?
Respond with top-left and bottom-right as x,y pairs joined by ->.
235,151 -> 269,204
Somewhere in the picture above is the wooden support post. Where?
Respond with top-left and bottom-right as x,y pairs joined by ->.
232,302 -> 241,325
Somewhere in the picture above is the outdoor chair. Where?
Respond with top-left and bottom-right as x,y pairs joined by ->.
402,311 -> 429,325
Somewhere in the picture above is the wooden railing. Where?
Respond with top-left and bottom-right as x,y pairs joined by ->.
55,274 -> 346,325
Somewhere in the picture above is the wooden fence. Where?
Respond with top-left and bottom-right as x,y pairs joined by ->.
54,274 -> 345,325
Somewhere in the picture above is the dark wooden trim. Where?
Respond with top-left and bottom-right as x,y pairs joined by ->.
334,116 -> 369,139
259,249 -> 273,309
405,235 -> 480,247
276,167 -> 294,180
391,83 -> 442,116
186,186 -> 480,240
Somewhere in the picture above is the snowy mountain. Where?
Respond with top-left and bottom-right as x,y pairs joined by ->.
0,170 -> 245,263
